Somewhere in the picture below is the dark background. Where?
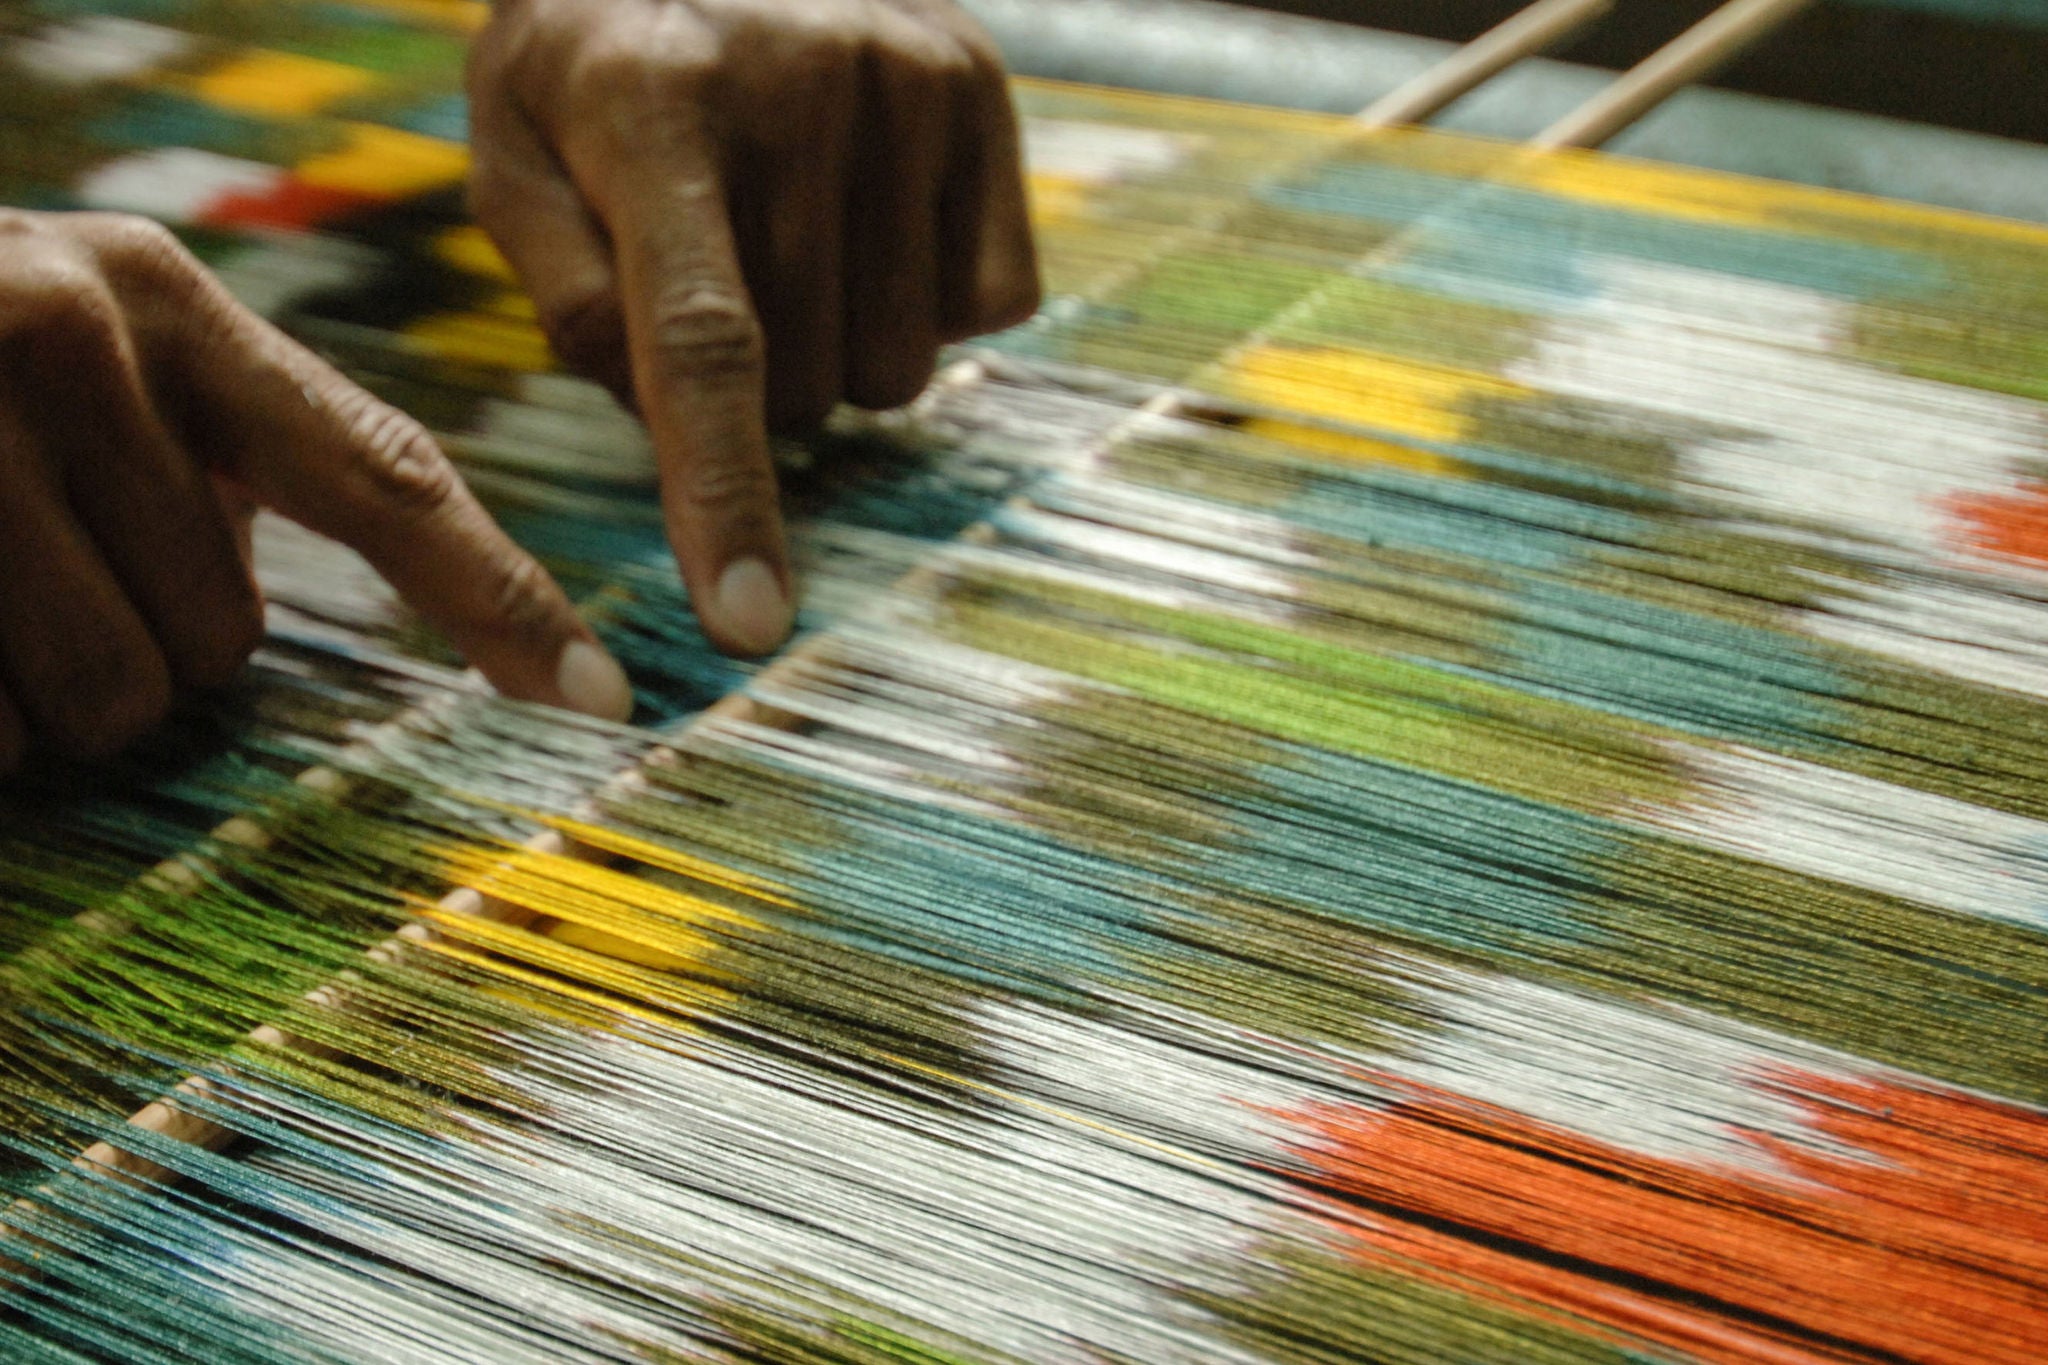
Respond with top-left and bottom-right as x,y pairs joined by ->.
1239,2 -> 2048,145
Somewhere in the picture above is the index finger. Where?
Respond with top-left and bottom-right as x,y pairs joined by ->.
128,250 -> 635,723
599,124 -> 796,659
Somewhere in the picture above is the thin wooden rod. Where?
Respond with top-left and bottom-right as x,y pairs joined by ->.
1355,0 -> 1615,128
1532,0 -> 1816,149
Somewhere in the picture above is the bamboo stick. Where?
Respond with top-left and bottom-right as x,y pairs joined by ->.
1355,0 -> 1615,128
1533,0 -> 1818,149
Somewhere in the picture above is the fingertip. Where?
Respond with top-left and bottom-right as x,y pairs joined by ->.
705,556 -> 794,658
846,353 -> 937,414
555,637 -> 635,722
969,212 -> 1043,335
979,262 -> 1043,333
941,273 -> 1040,346
938,199 -> 1042,343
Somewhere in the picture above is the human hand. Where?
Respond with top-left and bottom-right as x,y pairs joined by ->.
466,0 -> 1041,656
0,209 -> 632,776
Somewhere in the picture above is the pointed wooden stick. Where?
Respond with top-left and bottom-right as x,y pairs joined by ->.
1534,0 -> 1818,149
1355,0 -> 1615,128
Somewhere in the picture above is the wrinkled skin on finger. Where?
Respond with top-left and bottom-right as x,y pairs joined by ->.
0,208 -> 632,778
466,0 -> 1041,657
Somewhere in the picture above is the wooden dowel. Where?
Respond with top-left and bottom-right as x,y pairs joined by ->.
1533,0 -> 1817,149
1355,0 -> 1615,128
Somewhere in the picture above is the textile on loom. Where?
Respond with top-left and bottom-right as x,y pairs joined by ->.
2,1 -> 2048,1361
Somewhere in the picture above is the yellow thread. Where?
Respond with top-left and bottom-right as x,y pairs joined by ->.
544,922 -> 706,974
403,310 -> 553,371
1241,420 -> 1461,474
337,0 -> 491,33
415,921 -> 725,1029
439,850 -> 757,931
1028,173 -> 1093,227
179,50 -> 379,117
1007,82 -> 2048,247
434,226 -> 518,285
453,863 -> 726,945
1517,144 -> 2048,247
1012,76 -> 1350,137
536,817 -> 797,905
1503,153 -> 1783,233
1221,344 -> 1523,449
434,845 -> 767,971
296,123 -> 469,198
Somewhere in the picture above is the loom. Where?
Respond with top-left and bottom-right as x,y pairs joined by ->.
1,0 -> 2045,1361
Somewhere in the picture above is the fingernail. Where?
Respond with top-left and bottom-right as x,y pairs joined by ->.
713,557 -> 793,656
555,639 -> 634,721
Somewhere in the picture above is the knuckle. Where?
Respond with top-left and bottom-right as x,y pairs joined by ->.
783,22 -> 862,82
676,454 -> 778,521
75,213 -> 192,279
873,53 -> 959,113
584,43 -> 677,98
849,358 -> 935,414
0,207 -> 56,250
647,289 -> 766,386
0,259 -> 121,355
483,552 -> 563,639
871,25 -> 971,89
990,273 -> 1043,330
577,25 -> 716,109
329,386 -> 460,517
948,22 -> 1010,83
737,7 -> 859,73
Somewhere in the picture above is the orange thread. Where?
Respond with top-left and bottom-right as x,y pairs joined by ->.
1278,1072 -> 2048,1364
1948,480 -> 2048,566
201,176 -> 385,232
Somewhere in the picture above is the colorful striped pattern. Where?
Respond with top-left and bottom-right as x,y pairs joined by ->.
2,3 -> 2047,1362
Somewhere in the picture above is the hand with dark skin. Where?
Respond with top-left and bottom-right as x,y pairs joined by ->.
466,0 -> 1040,654
0,0 -> 1039,775
0,208 -> 634,776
